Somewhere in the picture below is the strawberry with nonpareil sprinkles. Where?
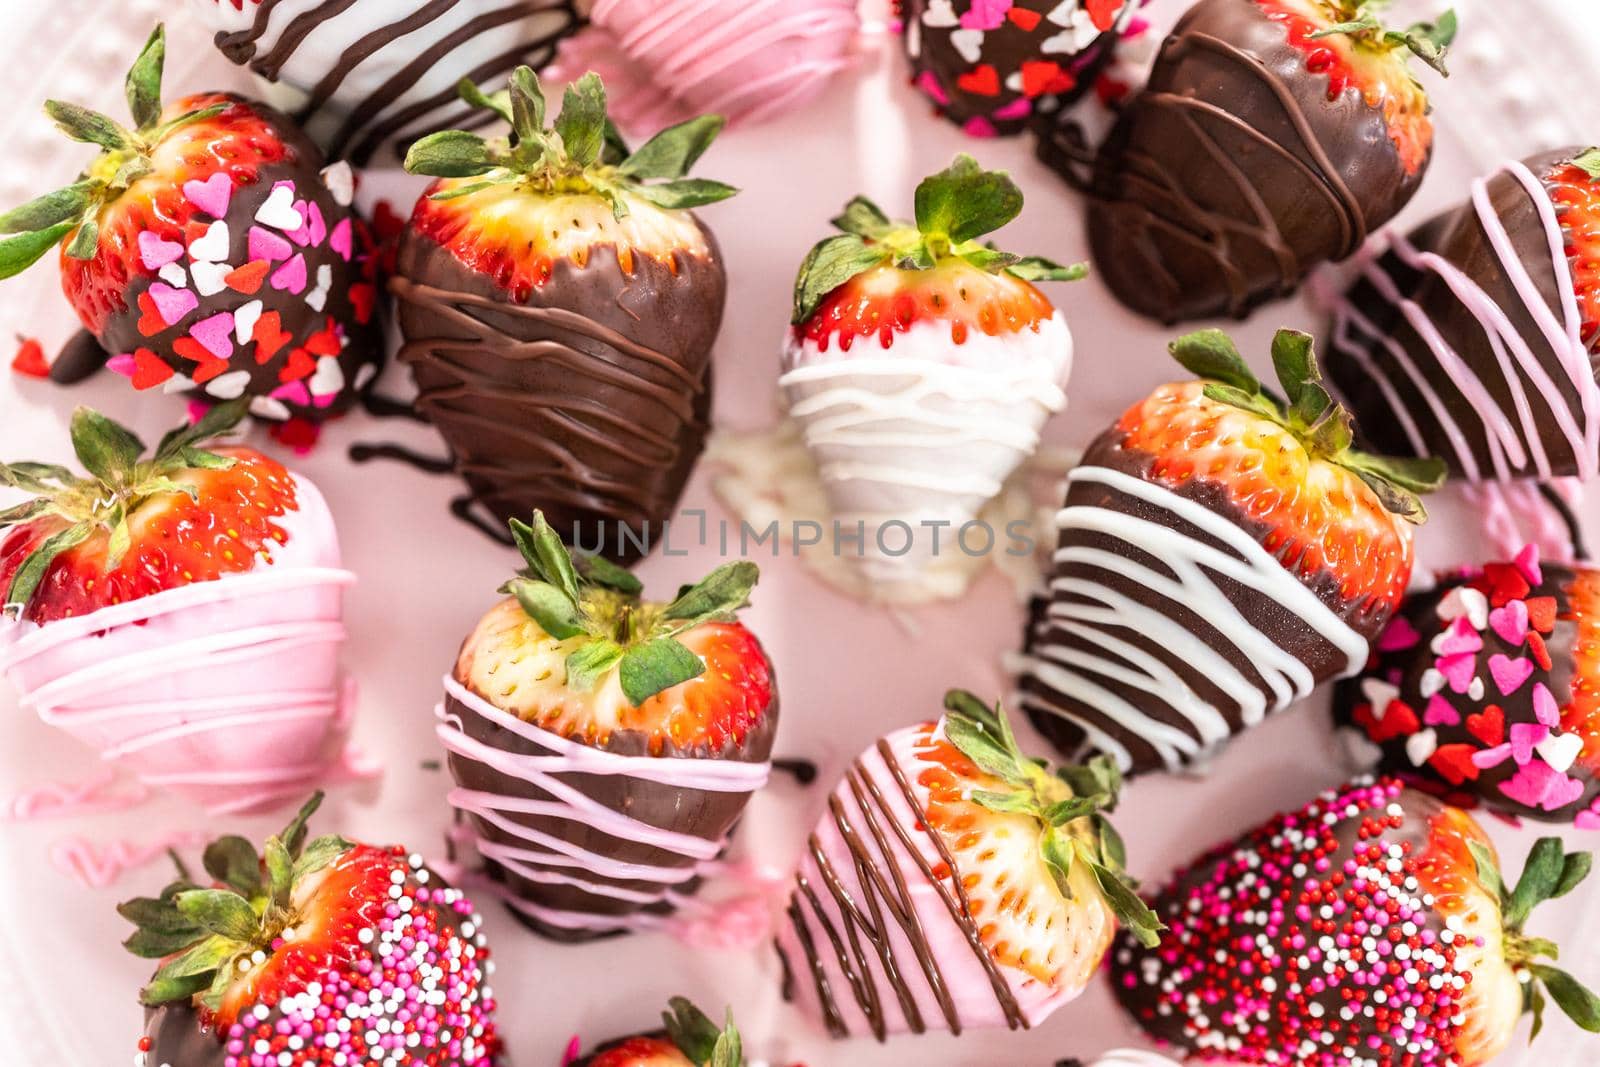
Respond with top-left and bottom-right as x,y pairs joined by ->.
1336,545 -> 1600,826
1111,778 -> 1600,1064
778,690 -> 1161,1041
1018,329 -> 1444,775
0,402 -> 358,814
389,69 -> 734,561
438,511 -> 776,941
123,794 -> 498,1067
570,999 -> 743,1066
1326,147 -> 1600,483
0,24 -> 381,421
900,0 -> 1134,136
1086,0 -> 1454,323
782,154 -> 1082,598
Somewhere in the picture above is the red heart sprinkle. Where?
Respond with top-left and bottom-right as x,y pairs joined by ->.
350,282 -> 376,325
1429,744 -> 1482,785
224,260 -> 270,295
1526,631 -> 1553,672
279,347 -> 316,384
135,292 -> 167,338
1087,0 -> 1125,31
1007,7 -> 1043,30
956,64 -> 1002,97
130,347 -> 173,390
10,337 -> 47,378
190,357 -> 230,385
252,311 -> 290,364
1483,563 -> 1531,607
1525,596 -> 1557,633
1466,705 -> 1506,746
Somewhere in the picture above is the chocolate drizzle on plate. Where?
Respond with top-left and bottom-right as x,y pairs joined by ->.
780,736 -> 1026,1041
211,0 -> 586,165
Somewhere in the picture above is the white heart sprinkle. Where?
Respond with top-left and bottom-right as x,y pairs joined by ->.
921,0 -> 958,28
354,363 -> 378,391
310,356 -> 344,398
1537,732 -> 1583,774
1467,677 -> 1485,702
1438,587 -> 1489,630
187,220 -> 231,263
1339,728 -> 1384,772
949,27 -> 984,64
205,370 -> 251,400
249,396 -> 292,421
189,260 -> 230,297
234,299 -> 263,345
306,263 -> 332,312
1047,0 -> 1082,25
255,184 -> 304,231
320,161 -> 354,207
1418,669 -> 1446,698
1005,71 -> 1024,92
1405,729 -> 1438,767
158,263 -> 188,288
1360,679 -> 1400,714
162,373 -> 194,395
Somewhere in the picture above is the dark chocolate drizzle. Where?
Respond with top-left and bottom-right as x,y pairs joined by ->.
1539,483 -> 1591,561
1084,0 -> 1424,323
48,328 -> 109,385
781,737 -> 1026,1041
214,0 -> 583,165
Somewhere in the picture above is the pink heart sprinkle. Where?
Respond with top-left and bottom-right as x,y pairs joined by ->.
1436,617 -> 1484,657
147,282 -> 199,326
286,200 -> 326,247
105,353 -> 137,378
1376,616 -> 1422,652
1489,598 -> 1530,647
960,0 -> 1011,31
1510,721 -> 1550,765
993,98 -> 1034,120
271,380 -> 310,406
137,231 -> 184,270
1472,744 -> 1513,770
1500,761 -> 1585,811
1423,694 -> 1460,727
1532,682 -> 1560,728
961,115 -> 999,138
1514,542 -> 1543,586
185,399 -> 211,426
189,311 -> 236,361
914,70 -> 950,106
1577,809 -> 1600,831
329,217 -> 353,261
1488,653 -> 1535,696
270,253 -> 307,294
1438,651 -> 1477,694
181,173 -> 233,218
248,225 -> 293,263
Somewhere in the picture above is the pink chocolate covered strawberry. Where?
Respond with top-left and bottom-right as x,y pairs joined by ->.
122,793 -> 499,1066
0,25 -> 381,420
0,401 -> 358,813
1112,777 -> 1600,1065
778,690 -> 1160,1041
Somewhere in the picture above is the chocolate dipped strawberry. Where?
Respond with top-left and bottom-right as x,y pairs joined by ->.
1325,146 -> 1600,482
1335,544 -> 1600,826
902,0 -> 1135,136
438,511 -> 775,942
1111,777 -> 1600,1064
122,793 -> 499,1066
393,70 -> 735,561
783,154 -> 1082,599
1086,0 -> 1454,323
778,690 -> 1161,1041
571,999 -> 743,1067
0,402 -> 358,814
0,25 -> 382,421
191,0 -> 585,165
1017,329 -> 1444,775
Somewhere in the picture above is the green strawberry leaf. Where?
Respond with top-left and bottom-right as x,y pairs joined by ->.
141,934 -> 240,1004
139,968 -> 216,1007
125,25 -> 166,131
1530,964 -> 1600,1033
0,499 -> 49,528
511,511 -> 581,604
43,99 -> 135,151
456,77 -> 514,126
64,217 -> 99,260
554,73 -> 606,168
508,66 -> 547,150
1507,837 -> 1567,928
103,501 -> 130,570
1004,255 -> 1088,282
3,519 -> 91,614
913,153 -> 1023,244
1468,840 -> 1508,906
1552,852 -> 1593,899
831,195 -> 893,239
174,889 -> 259,941
292,834 -> 351,882
509,578 -> 587,640
970,788 -> 1042,815
631,177 -> 740,211
264,836 -> 293,911
1572,147 -> 1600,181
574,551 -> 643,596
70,406 -> 144,483
1082,852 -> 1165,948
0,219 -> 74,279
123,924 -> 206,959
404,130 -> 502,177
791,233 -> 886,325
565,637 -> 624,692
1040,825 -> 1077,898
601,119 -> 631,165
1170,330 -> 1261,394
619,114 -> 726,181
618,636 -> 705,707
202,835 -> 261,897
0,181 -> 97,235
661,560 -> 758,628
709,1014 -> 743,1067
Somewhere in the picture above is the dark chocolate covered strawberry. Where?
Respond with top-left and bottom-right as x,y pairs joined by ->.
1325,146 -> 1600,482
571,999 -> 743,1067
1017,328 -> 1444,775
0,25 -> 382,421
394,69 -> 735,562
437,511 -> 775,942
1085,0 -> 1454,323
122,793 -> 499,1067
1336,544 -> 1600,826
1111,777 -> 1600,1065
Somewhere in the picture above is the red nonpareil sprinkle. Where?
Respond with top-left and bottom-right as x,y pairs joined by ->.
10,337 -> 47,378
